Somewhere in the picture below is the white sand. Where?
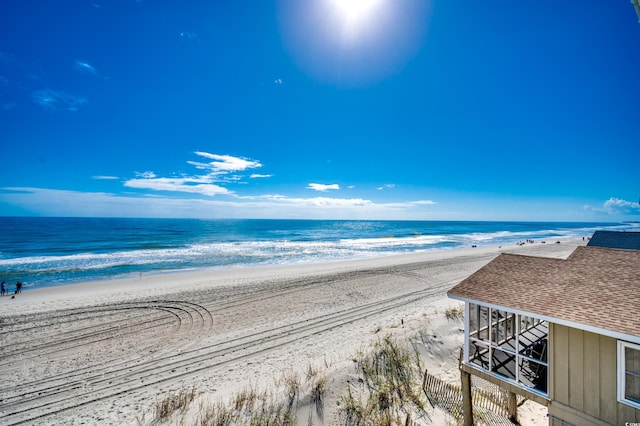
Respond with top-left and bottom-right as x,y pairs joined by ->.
0,238 -> 583,425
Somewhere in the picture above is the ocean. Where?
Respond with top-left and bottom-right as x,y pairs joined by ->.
0,217 -> 636,291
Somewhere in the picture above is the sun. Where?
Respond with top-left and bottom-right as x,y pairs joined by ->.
329,0 -> 383,23
326,0 -> 387,43
278,0 -> 430,86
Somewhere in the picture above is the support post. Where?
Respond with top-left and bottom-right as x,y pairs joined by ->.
507,391 -> 518,423
461,368 -> 474,426
459,349 -> 474,426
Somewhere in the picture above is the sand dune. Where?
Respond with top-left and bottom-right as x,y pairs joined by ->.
0,239 -> 581,425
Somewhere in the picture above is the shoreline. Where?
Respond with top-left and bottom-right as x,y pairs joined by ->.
0,237 -> 585,425
1,236 -> 584,316
3,217 -> 614,293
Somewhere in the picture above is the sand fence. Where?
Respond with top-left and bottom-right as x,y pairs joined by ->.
422,369 -> 523,425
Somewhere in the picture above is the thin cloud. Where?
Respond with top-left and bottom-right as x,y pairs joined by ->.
377,184 -> 396,190
410,200 -> 437,205
2,54 -> 95,111
32,89 -> 87,111
125,176 -> 231,196
307,183 -> 340,192
256,194 -> 371,207
74,60 -> 105,78
135,171 -> 157,179
92,175 -> 119,180
250,174 -> 272,179
180,32 -> 199,43
0,51 -> 17,67
0,75 -> 8,91
300,197 -> 370,207
0,187 -> 439,219
367,200 -> 437,210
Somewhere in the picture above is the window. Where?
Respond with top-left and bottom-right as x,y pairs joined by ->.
618,340 -> 640,409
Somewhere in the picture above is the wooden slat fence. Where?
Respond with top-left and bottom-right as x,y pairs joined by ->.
422,370 -> 522,425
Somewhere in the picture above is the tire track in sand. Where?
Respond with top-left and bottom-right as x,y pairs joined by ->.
0,272 -> 464,425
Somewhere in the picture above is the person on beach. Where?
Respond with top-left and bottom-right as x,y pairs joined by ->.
1,281 -> 5,296
16,281 -> 22,294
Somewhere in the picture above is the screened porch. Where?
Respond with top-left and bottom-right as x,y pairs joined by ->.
465,303 -> 548,395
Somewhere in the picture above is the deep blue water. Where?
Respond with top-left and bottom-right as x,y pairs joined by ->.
0,217 -> 636,290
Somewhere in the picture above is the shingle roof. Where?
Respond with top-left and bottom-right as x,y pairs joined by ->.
587,230 -> 640,250
447,246 -> 640,338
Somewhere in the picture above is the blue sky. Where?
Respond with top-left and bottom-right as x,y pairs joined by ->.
1,1 -> 639,221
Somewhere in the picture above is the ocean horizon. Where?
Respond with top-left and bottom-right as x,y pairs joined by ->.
1,217 -> 637,291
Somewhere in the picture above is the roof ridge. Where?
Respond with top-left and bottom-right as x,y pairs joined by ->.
496,251 -> 570,262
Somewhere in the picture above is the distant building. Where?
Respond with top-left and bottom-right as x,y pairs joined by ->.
447,245 -> 640,425
587,230 -> 640,250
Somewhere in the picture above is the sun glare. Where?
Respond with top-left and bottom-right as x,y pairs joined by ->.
330,0 -> 382,23
279,0 -> 431,86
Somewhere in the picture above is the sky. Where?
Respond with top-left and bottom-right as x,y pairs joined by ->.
1,0 -> 639,222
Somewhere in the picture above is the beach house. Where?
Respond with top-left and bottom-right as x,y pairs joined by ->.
587,230 -> 640,250
447,244 -> 640,425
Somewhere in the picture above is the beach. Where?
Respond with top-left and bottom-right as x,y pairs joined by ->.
0,238 -> 583,425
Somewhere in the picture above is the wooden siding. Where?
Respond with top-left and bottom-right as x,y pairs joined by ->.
549,323 -> 640,425
583,331 -> 600,418
551,323 -> 569,403
600,333 -> 617,423
568,328 -> 584,412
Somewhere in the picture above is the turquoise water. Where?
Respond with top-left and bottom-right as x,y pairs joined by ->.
0,217 -> 635,290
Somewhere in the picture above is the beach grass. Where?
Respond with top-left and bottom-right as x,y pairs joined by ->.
145,333 -> 431,425
338,335 -> 429,425
444,306 -> 464,321
151,386 -> 197,423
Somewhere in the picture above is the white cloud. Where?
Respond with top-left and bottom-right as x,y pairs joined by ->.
250,174 -> 272,179
124,176 -> 230,196
602,197 -> 640,215
123,153 -> 264,197
191,152 -> 262,173
135,171 -> 157,179
307,183 -> 340,192
256,194 -> 371,207
583,197 -> 640,217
